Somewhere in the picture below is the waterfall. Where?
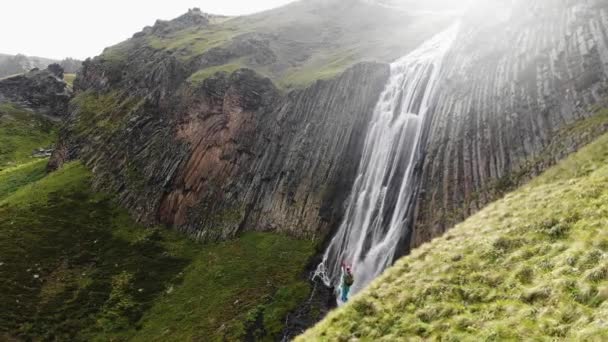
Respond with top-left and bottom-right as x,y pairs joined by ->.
314,24 -> 459,302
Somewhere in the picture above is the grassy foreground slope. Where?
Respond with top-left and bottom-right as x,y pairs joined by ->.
0,103 -> 57,170
299,132 -> 608,340
0,162 -> 314,341
0,159 -> 47,200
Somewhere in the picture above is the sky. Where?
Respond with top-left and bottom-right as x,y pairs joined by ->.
0,0 -> 296,60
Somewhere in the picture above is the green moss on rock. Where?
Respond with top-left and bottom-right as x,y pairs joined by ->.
72,91 -> 143,137
187,63 -> 244,85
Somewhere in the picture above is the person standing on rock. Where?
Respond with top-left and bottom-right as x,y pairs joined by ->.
341,262 -> 354,302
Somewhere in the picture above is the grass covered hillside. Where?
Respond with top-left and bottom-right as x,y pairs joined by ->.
0,161 -> 315,341
0,103 -> 57,171
101,0 -> 455,88
299,132 -> 608,340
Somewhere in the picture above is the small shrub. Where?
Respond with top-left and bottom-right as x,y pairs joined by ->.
458,286 -> 490,303
515,266 -> 534,284
596,239 -> 608,252
558,306 -> 580,324
580,250 -> 603,269
352,299 -> 376,316
538,259 -> 554,271
534,218 -> 571,239
585,264 -> 608,282
492,237 -> 523,252
454,315 -> 474,330
409,322 -> 431,337
96,271 -> 141,332
563,211 -> 581,223
521,286 -> 552,303
565,253 -> 579,267
543,322 -> 570,337
416,305 -> 444,323
571,283 -> 599,306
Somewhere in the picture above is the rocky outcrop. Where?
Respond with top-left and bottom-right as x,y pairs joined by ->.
411,0 -> 608,248
0,64 -> 71,118
51,56 -> 389,240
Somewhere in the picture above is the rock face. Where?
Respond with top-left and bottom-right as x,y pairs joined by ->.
51,53 -> 389,240
0,64 -> 71,118
411,0 -> 608,248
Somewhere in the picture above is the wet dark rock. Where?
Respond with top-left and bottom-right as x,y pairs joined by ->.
281,277 -> 336,341
46,63 -> 64,78
32,148 -> 54,158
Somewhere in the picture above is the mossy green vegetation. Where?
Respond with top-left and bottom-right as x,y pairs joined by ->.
0,162 -> 315,341
100,0 -> 452,89
146,25 -> 245,61
187,63 -> 243,85
277,51 -> 357,89
0,159 -> 47,200
71,90 -> 142,136
63,73 -> 76,87
0,103 -> 57,170
299,132 -> 608,340
119,232 -> 314,342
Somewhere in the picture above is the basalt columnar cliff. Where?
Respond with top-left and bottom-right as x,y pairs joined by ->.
49,0 -> 454,241
412,0 -> 608,249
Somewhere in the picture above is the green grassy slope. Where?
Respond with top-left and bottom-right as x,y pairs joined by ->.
0,162 -> 315,341
102,0 -> 454,88
299,133 -> 608,340
0,159 -> 47,200
64,73 -> 76,90
0,103 -> 57,171
63,73 -> 76,86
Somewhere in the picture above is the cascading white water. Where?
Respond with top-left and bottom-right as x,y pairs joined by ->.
314,24 -> 459,302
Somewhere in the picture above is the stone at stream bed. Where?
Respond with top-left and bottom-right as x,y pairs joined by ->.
32,148 -> 54,158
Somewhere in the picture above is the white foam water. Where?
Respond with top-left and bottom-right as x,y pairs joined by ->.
314,24 -> 459,303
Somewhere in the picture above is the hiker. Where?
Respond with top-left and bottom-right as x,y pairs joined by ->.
341,262 -> 354,302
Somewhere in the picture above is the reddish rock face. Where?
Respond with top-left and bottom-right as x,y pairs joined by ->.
159,73 -> 264,229
52,58 -> 390,242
